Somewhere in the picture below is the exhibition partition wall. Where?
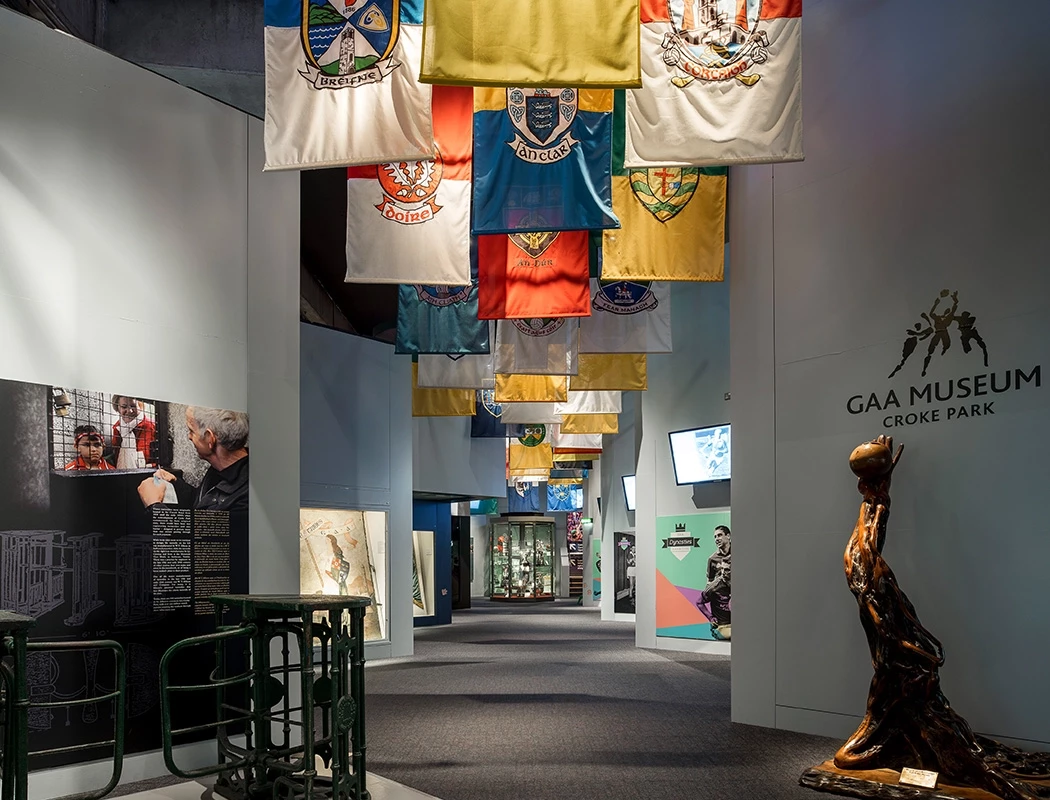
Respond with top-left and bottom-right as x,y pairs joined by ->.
730,0 -> 1050,747
411,501 -> 453,626
598,392 -> 638,622
0,8 -> 300,796
299,322 -> 414,661
634,279 -> 731,654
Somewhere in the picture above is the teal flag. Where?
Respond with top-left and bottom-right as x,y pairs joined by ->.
395,260 -> 489,355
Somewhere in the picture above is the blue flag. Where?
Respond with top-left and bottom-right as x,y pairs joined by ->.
547,480 -> 583,511
470,390 -> 507,438
472,88 -> 617,234
508,481 -> 541,513
396,260 -> 489,355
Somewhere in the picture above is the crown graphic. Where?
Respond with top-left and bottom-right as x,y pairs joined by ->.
675,523 -> 686,532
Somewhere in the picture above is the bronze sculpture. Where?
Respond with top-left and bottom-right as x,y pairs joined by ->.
801,435 -> 1050,799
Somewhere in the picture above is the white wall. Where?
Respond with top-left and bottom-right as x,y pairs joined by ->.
635,279 -> 731,654
469,515 -> 490,597
599,391 -> 638,621
731,0 -> 1050,746
413,416 -> 505,499
299,323 -> 413,661
0,8 -> 300,795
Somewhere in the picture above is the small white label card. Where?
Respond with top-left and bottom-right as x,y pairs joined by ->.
899,768 -> 938,789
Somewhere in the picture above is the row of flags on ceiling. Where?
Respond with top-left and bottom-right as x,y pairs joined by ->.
508,479 -> 585,513
263,0 -> 803,480
264,0 -> 802,171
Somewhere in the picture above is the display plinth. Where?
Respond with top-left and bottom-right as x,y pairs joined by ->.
801,436 -> 1050,800
801,762 -> 1050,800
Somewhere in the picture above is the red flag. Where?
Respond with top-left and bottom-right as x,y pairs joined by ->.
477,230 -> 590,319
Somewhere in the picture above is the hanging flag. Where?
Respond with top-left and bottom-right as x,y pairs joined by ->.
547,479 -> 584,511
507,480 -> 541,513
555,391 -> 622,415
560,413 -> 619,434
471,498 -> 499,515
264,0 -> 434,170
471,389 -> 508,438
416,353 -> 495,388
499,402 -> 562,425
494,319 -> 579,376
477,231 -> 590,319
508,424 -> 554,471
472,89 -> 617,235
571,354 -> 647,391
418,0 -> 641,89
417,324 -> 496,386
624,0 -> 803,167
603,93 -> 726,281
555,451 -> 599,463
550,428 -> 602,454
395,262 -> 489,355
346,85 -> 471,284
580,279 -> 672,352
412,363 -> 476,416
494,374 -> 568,403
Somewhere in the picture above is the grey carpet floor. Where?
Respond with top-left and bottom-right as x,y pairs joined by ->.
364,600 -> 839,800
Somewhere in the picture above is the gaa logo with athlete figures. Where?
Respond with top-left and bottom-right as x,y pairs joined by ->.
888,289 -> 988,379
375,154 -> 444,225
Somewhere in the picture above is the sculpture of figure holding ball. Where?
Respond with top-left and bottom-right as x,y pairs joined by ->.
802,435 -> 1050,800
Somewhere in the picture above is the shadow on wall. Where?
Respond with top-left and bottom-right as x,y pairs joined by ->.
692,481 -> 730,510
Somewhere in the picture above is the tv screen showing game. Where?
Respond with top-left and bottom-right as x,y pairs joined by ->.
622,474 -> 636,512
668,424 -> 731,485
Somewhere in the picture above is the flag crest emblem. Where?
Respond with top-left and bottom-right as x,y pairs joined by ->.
512,318 -> 565,337
509,229 -> 559,259
300,0 -> 401,89
629,167 -> 698,222
414,284 -> 471,307
376,153 -> 444,224
480,389 -> 503,418
518,424 -> 547,447
662,0 -> 772,88
593,281 -> 659,315
507,88 -> 579,163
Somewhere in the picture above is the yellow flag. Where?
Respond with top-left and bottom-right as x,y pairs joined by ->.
419,0 -> 641,88
495,374 -> 569,403
602,171 -> 726,281
508,422 -> 554,471
601,95 -> 726,281
554,451 -> 599,462
412,363 -> 476,417
570,354 -> 647,391
560,413 -> 619,434
508,467 -> 551,479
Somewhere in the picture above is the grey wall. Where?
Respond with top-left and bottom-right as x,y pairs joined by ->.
300,323 -> 414,661
413,416 -> 506,499
731,0 -> 1050,746
599,391 -> 639,620
0,8 -> 299,794
635,279 -> 732,651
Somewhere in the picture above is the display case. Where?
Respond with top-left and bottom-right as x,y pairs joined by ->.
490,516 -> 556,601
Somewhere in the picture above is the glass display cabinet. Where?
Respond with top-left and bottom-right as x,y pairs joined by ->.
490,516 -> 556,601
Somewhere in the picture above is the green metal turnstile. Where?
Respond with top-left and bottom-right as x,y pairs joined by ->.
0,611 -> 126,800
160,594 -> 371,800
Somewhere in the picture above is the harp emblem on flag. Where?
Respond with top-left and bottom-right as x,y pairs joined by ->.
661,0 -> 773,88
506,88 -> 579,163
629,167 -> 698,222
300,0 -> 401,89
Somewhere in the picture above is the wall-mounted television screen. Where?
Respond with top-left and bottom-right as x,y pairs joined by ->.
668,424 -> 731,485
622,474 -> 636,512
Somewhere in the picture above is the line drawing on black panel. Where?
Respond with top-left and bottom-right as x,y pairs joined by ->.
0,531 -> 66,616
126,643 -> 160,718
115,535 -> 160,627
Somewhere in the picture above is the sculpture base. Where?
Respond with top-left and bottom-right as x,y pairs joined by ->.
800,761 -> 1050,800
